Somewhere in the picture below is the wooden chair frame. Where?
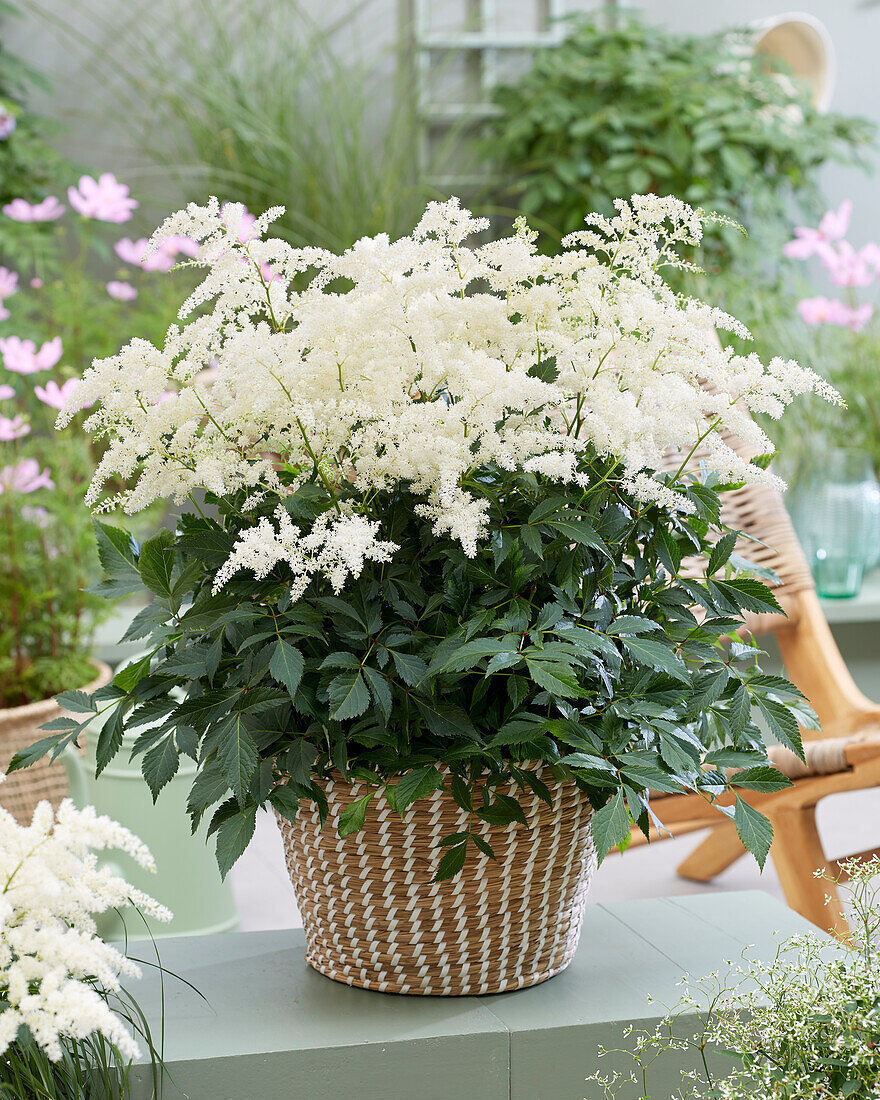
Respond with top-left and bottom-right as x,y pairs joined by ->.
630,586 -> 880,936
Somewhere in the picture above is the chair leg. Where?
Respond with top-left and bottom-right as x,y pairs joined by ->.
769,806 -> 849,937
678,822 -> 745,882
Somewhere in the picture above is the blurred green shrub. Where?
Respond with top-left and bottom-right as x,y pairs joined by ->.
0,1 -> 65,205
487,13 -> 873,272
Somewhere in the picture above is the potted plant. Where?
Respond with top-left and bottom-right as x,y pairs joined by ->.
12,194 -> 833,994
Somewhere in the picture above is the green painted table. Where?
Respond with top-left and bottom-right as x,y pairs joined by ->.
129,891 -> 814,1100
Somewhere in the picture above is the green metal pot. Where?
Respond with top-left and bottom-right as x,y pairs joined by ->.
65,713 -> 239,941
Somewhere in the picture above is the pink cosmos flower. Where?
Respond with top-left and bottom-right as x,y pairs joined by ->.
114,236 -> 183,273
784,200 -> 853,261
168,235 -> 200,258
0,415 -> 29,441
34,378 -> 79,410
107,280 -> 138,301
0,111 -> 16,140
113,236 -> 148,265
21,504 -> 50,528
0,266 -> 18,299
0,458 -> 53,494
3,196 -> 65,222
221,202 -> 258,243
797,296 -> 873,331
67,174 -> 138,224
0,384 -> 14,400
820,241 -> 875,289
0,335 -> 63,374
845,303 -> 874,331
29,278 -> 42,289
797,296 -> 846,325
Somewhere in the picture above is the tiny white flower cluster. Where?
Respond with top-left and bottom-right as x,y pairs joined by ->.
63,193 -> 835,599
213,505 -> 398,598
0,796 -> 171,1062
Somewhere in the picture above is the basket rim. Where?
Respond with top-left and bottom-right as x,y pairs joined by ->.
0,660 -> 113,727
298,761 -> 558,789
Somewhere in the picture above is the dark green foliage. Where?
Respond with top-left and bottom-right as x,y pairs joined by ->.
12,451 -> 817,879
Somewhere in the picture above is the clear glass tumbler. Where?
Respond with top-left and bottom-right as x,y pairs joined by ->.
791,448 -> 880,599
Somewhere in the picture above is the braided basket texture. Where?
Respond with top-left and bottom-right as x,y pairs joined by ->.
277,769 -> 596,995
0,662 -> 112,824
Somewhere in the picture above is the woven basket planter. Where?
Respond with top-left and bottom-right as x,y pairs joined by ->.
277,769 -> 596,995
0,661 -> 112,824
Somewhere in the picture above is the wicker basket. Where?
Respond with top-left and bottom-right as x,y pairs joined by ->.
277,768 -> 596,995
0,661 -> 112,824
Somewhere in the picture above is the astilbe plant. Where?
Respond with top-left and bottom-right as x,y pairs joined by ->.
0,790 -> 171,1098
11,194 -> 834,879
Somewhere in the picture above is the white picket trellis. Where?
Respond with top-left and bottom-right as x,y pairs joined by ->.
405,0 -> 581,191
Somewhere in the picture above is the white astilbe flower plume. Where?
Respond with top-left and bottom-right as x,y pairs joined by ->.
0,797 -> 171,1062
61,192 -> 837,602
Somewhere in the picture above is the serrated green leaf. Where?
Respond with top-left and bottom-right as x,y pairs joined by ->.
113,653 -> 153,693
707,531 -> 738,576
186,763 -> 229,830
413,699 -> 479,740
55,689 -> 98,714
217,712 -> 259,802
362,666 -> 392,721
142,735 -> 180,801
755,695 -> 805,760
390,649 -> 428,686
731,765 -> 792,793
546,515 -> 609,555
606,616 -> 660,637
328,670 -> 370,721
476,793 -> 529,827
93,520 -> 142,595
659,729 -> 701,774
621,637 -> 689,683
338,791 -> 374,837
433,842 -> 467,882
590,789 -> 631,862
269,639 -> 305,698
525,659 -> 583,698
394,765 -> 445,812
269,784 -> 300,823
286,739 -> 318,785
734,796 -> 773,869
711,577 -> 783,616
7,734 -> 69,772
215,807 -> 257,879
727,684 -> 752,735
95,704 -> 126,777
138,529 -> 176,597
430,638 -> 510,675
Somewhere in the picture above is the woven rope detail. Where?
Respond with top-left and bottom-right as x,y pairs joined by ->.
277,769 -> 596,996
663,425 -> 814,635
0,663 -> 112,824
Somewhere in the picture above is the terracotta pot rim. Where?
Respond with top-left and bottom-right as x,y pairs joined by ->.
0,660 -> 113,726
